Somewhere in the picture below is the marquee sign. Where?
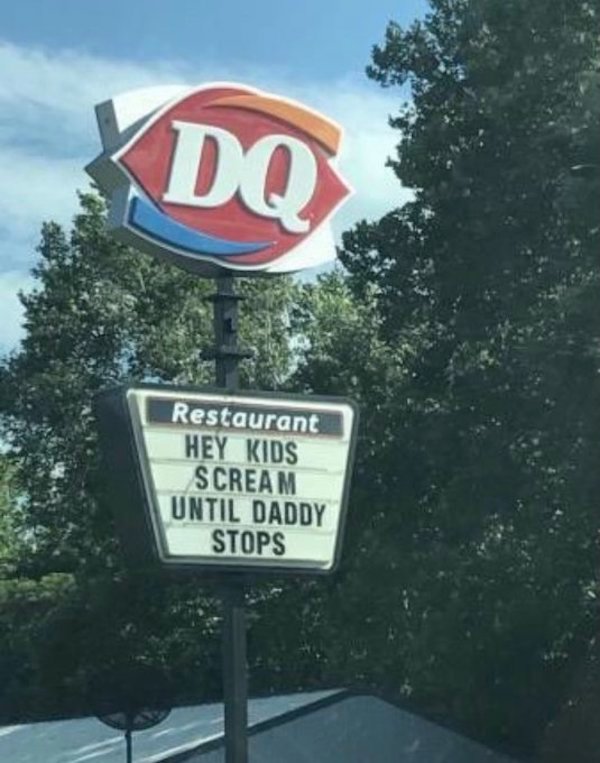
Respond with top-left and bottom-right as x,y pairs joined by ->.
86,83 -> 352,276
96,385 -> 358,574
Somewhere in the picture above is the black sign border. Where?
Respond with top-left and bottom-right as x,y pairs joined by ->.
95,382 -> 359,578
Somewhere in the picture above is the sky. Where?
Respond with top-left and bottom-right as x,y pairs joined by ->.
0,0 -> 428,351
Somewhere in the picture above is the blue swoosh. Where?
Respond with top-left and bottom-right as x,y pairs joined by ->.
128,197 -> 272,257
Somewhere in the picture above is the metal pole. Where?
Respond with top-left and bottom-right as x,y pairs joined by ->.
222,579 -> 248,763
211,273 -> 247,390
125,729 -> 132,763
209,273 -> 249,763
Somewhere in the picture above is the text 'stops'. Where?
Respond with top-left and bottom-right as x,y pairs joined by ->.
127,388 -> 357,573
86,83 -> 352,277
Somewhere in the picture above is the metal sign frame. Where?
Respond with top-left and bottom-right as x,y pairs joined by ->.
95,382 -> 359,577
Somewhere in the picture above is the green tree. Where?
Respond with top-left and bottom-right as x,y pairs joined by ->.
0,191 -> 299,718
250,271 -> 408,691
324,0 -> 600,755
0,457 -> 19,571
0,456 -> 80,720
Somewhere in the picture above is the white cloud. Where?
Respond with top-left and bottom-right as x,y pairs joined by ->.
0,42 -> 182,128
0,147 -> 82,237
0,40 -> 410,352
0,271 -> 33,353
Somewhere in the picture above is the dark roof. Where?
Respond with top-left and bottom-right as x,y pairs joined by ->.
0,689 -> 520,763
169,691 -> 519,763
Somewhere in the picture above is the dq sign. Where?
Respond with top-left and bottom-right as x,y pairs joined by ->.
87,83 -> 352,276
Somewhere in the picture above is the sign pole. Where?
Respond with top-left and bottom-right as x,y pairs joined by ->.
210,273 -> 250,763
125,728 -> 132,763
221,579 -> 247,763
210,274 -> 248,390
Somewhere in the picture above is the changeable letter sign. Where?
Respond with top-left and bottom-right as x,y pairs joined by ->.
96,385 -> 359,575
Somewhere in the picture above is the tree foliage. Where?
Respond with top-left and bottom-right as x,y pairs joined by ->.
329,0 -> 600,754
0,192 -> 298,718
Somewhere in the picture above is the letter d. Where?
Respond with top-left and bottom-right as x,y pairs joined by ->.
163,121 -> 242,208
252,499 -> 266,523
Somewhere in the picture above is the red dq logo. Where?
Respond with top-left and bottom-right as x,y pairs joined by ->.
87,83 -> 352,276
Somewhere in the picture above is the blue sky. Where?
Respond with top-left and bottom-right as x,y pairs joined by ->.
0,0 -> 428,350
3,0 -> 427,79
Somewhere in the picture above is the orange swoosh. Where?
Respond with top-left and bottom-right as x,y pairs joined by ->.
210,95 -> 341,155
